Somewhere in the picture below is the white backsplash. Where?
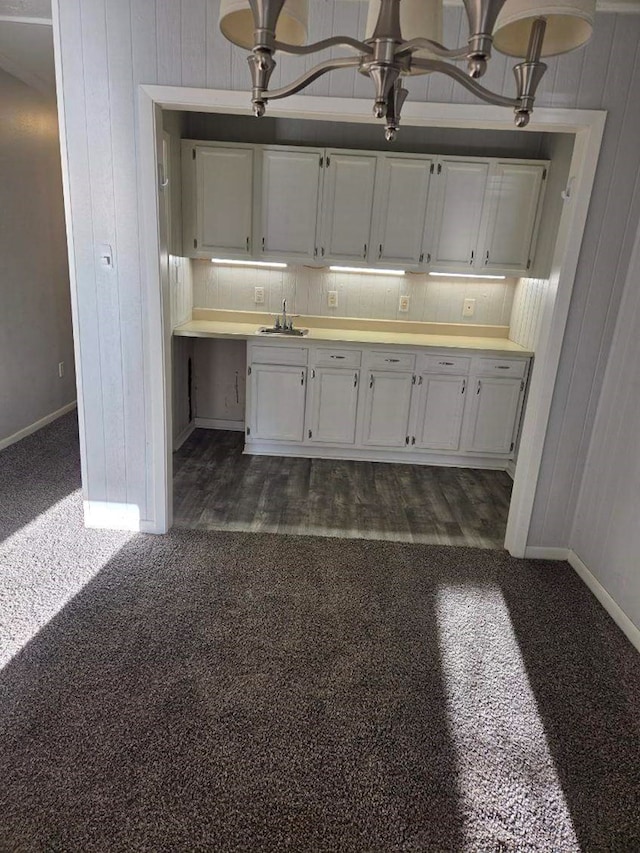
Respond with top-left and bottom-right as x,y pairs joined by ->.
191,260 -> 515,326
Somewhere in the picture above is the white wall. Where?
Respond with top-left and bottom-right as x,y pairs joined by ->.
570,218 -> 640,634
192,262 -> 515,327
0,67 -> 75,445
53,0 -> 640,543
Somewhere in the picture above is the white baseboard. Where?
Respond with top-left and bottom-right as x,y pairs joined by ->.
0,401 -> 77,452
568,549 -> 640,654
505,459 -> 516,480
173,421 -> 195,451
524,546 -> 570,560
195,417 -> 245,432
84,500 -> 143,532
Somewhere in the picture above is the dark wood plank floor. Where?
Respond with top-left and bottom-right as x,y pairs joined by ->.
173,429 -> 513,549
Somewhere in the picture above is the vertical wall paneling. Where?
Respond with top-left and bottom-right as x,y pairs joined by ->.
181,0 -> 206,89
156,0 -> 181,85
80,0 -> 127,505
106,0 -> 148,514
571,217 -> 640,633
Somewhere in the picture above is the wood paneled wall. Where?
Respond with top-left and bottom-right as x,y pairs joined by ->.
54,1 -> 640,543
571,217 -> 640,631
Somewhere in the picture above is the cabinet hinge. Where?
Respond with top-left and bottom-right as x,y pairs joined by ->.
419,252 -> 424,263
411,436 -> 416,446
301,370 -> 305,385
430,163 -> 434,174
510,441 -> 515,452
427,252 -> 431,264
262,237 -> 265,251
412,375 -> 416,384
312,369 -> 315,379
437,163 -> 442,174
354,372 -> 358,387
247,366 -> 252,376
246,426 -> 251,436
542,168 -> 547,180
326,155 -> 331,167
192,148 -> 196,160
320,155 -> 323,168
521,380 -> 525,392
527,258 -> 531,270
308,429 -> 313,439
405,436 -> 410,445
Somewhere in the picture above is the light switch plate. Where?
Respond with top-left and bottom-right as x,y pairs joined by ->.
328,290 -> 338,308
399,295 -> 410,312
463,298 -> 476,317
254,286 -> 265,304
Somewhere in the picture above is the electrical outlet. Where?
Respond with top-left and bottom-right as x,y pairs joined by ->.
462,298 -> 476,317
254,286 -> 265,304
58,361 -> 65,378
399,295 -> 410,312
327,290 -> 338,308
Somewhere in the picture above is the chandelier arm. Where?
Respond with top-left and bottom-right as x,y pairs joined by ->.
396,38 -> 470,61
410,58 -> 519,108
273,36 -> 373,56
259,56 -> 363,102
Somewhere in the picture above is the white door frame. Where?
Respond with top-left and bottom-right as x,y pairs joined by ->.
138,85 -> 606,556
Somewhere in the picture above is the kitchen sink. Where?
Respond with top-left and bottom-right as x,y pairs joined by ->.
257,326 -> 309,337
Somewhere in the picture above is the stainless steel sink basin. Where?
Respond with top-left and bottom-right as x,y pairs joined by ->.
257,326 -> 309,337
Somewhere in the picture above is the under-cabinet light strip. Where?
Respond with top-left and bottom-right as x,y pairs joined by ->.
211,258 -> 288,269
329,266 -> 405,276
429,272 -> 506,280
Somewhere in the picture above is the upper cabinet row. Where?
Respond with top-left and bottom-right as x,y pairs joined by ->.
181,140 -> 549,276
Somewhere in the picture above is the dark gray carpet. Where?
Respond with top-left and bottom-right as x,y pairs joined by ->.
1,415 -> 639,852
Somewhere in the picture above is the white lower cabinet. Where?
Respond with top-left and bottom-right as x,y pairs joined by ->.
249,363 -> 307,442
246,342 -> 529,467
307,367 -> 359,445
415,374 -> 467,451
464,376 -> 524,454
362,370 -> 414,447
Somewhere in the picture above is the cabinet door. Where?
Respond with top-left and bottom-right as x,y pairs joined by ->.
362,371 -> 413,447
430,160 -> 490,270
250,364 -> 307,442
196,146 -> 253,256
415,374 -> 467,450
307,368 -> 359,444
372,157 -> 433,266
261,147 -> 323,261
465,377 -> 523,454
319,152 -> 377,262
481,162 -> 546,273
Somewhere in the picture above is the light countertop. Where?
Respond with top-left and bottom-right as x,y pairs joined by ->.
173,311 -> 533,357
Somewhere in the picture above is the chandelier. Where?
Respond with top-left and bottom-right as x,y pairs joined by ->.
219,0 -> 595,140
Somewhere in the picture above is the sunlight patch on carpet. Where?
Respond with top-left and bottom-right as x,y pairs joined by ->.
436,584 -> 580,851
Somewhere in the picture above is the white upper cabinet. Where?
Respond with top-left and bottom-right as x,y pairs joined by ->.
480,162 -> 546,273
190,144 -> 253,257
430,159 -> 490,270
260,147 -> 323,262
319,152 -> 377,263
372,156 -> 433,266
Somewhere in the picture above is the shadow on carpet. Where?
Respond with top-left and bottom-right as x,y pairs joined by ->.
1,527 -> 639,852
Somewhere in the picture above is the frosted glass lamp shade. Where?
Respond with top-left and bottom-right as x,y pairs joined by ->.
493,0 -> 595,57
219,0 -> 309,49
366,0 -> 443,65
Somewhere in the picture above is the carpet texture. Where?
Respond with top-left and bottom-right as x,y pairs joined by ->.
1,414 -> 639,852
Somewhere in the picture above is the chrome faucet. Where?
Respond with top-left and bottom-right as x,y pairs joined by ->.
274,298 -> 297,331
281,298 -> 288,330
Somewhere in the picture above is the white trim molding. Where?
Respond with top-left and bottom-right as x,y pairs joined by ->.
137,87 -> 605,540
195,417 -> 245,432
524,546 -> 570,560
0,401 -> 77,452
173,421 -> 195,451
568,550 -> 640,654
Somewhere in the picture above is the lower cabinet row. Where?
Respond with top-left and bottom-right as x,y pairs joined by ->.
244,345 -> 530,462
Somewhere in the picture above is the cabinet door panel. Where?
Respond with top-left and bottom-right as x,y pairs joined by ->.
308,368 -> 359,444
465,377 -> 522,454
261,147 -> 322,260
416,375 -> 467,450
197,146 -> 253,255
482,163 -> 545,272
430,160 -> 489,269
362,371 -> 413,447
320,153 -> 377,262
250,364 -> 307,442
374,157 -> 432,265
